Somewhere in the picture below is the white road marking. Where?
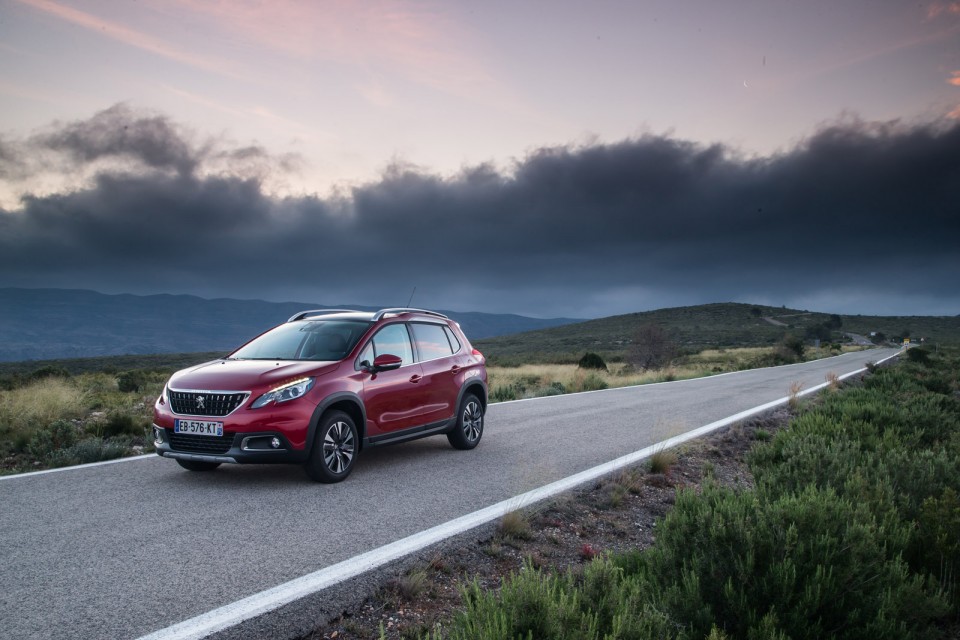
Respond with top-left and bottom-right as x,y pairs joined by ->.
0,453 -> 155,481
136,350 -> 901,640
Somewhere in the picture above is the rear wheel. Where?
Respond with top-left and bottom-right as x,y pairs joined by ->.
304,411 -> 358,483
447,393 -> 484,450
175,459 -> 221,472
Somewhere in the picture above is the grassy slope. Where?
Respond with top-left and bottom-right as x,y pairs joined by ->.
474,302 -> 960,365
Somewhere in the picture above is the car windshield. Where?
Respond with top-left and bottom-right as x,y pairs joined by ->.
230,320 -> 369,361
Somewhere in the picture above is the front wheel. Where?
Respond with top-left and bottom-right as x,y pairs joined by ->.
304,411 -> 358,483
447,393 -> 484,450
176,459 -> 221,472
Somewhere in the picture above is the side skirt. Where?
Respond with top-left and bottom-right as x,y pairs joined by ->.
363,418 -> 455,448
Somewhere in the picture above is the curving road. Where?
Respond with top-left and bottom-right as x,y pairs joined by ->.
0,348 -> 897,640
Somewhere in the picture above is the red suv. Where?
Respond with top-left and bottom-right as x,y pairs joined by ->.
152,308 -> 487,482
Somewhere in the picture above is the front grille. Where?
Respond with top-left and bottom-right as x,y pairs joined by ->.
168,430 -> 235,454
169,391 -> 248,417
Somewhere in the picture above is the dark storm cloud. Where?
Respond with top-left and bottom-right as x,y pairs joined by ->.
1,108 -> 958,317
0,104 -> 299,183
34,103 -> 199,177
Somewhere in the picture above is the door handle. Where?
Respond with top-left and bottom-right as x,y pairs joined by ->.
450,365 -> 461,374
409,374 -> 422,383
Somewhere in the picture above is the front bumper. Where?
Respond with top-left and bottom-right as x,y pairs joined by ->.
152,425 -> 311,464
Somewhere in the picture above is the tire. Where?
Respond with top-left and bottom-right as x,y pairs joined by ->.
304,410 -> 358,483
447,393 -> 484,450
176,459 -> 221,472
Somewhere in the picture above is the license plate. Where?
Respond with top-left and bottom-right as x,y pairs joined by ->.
174,420 -> 224,436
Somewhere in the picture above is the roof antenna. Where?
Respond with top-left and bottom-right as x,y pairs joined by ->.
406,286 -> 417,307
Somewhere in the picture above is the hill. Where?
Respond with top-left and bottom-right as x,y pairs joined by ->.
474,302 -> 960,365
0,288 -> 580,362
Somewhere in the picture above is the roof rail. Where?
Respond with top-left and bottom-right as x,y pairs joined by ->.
287,309 -> 359,322
372,307 -> 449,322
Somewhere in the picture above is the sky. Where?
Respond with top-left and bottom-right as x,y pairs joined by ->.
0,0 -> 958,319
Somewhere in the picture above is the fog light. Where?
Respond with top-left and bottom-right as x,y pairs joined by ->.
153,426 -> 164,446
271,437 -> 281,449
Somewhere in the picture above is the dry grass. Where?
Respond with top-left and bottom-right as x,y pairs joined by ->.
487,363 -> 712,401
648,448 -> 679,475
498,509 -> 533,541
788,381 -> 804,410
0,377 -> 89,435
826,371 -> 841,391
486,345 -> 863,404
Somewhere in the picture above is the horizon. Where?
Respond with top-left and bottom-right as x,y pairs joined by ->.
3,285 -> 956,321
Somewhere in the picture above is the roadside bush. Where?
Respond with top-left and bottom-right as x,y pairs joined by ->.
26,420 -> 78,460
577,352 -> 608,371
47,437 -> 128,468
534,381 -> 566,398
490,386 -> 516,402
117,370 -> 149,393
98,413 -> 147,438
917,488 -> 960,606
780,333 -> 805,359
570,371 -> 608,393
449,559 -> 672,640
625,484 -> 946,639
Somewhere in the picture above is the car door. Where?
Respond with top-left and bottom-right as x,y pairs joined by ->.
409,322 -> 462,426
357,323 -> 428,435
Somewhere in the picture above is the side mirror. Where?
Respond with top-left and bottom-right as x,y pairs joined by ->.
371,353 -> 403,372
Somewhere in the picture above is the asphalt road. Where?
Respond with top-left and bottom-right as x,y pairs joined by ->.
0,348 -> 898,640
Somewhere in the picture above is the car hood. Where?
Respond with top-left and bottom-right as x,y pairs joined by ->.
168,359 -> 339,392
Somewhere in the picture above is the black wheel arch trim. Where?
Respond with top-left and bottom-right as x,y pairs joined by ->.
456,379 -> 488,413
306,392 -> 368,454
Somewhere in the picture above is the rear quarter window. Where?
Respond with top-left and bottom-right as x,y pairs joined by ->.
411,323 -> 455,361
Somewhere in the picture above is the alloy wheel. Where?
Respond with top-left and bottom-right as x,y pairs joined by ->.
323,421 -> 355,474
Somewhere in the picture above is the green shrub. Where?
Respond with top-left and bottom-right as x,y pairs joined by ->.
30,365 -> 70,380
47,437 -> 128,467
577,352 -> 608,371
491,385 -> 519,402
117,370 -> 149,393
448,559 -> 672,640
781,333 -> 805,359
627,484 -> 946,639
917,488 -> 960,606
99,413 -> 146,438
534,381 -> 567,397
27,420 -> 78,459
571,373 -> 608,393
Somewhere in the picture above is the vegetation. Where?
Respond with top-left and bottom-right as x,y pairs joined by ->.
577,352 -> 608,371
474,302 -> 960,366
628,323 -> 677,370
0,362 -> 193,473
432,347 -> 960,639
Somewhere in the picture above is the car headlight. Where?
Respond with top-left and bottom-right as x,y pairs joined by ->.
251,377 -> 314,409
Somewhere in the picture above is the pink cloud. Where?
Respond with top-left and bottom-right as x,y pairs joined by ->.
950,71 -> 960,86
14,0 -> 242,78
927,1 -> 960,18
158,0 -> 500,102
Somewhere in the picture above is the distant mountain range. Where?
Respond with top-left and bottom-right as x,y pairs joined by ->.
0,288 -> 581,362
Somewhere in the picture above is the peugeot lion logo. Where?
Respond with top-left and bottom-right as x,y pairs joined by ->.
196,395 -> 206,410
